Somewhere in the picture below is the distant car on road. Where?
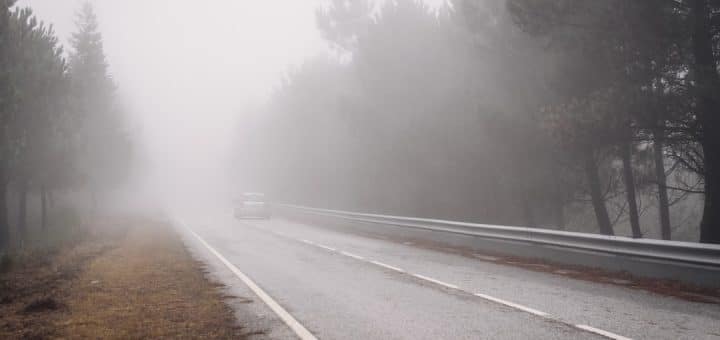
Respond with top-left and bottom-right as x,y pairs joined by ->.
234,192 -> 271,219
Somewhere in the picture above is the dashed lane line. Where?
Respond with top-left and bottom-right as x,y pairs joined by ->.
370,260 -> 405,273
575,325 -> 633,340
412,274 -> 460,290
316,244 -> 337,252
473,293 -> 549,317
339,251 -> 365,260
245,223 -> 633,340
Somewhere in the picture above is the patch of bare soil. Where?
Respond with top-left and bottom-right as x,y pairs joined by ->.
0,217 -> 247,339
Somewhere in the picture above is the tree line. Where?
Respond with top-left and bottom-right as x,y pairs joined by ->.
0,1 -> 130,249
505,0 -> 719,243
234,0 -> 720,243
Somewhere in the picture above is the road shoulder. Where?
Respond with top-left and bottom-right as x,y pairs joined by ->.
0,217 -> 251,339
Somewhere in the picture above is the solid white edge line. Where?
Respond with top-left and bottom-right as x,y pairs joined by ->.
340,251 -> 365,260
412,273 -> 459,290
473,293 -> 549,317
575,325 -> 633,340
185,227 -> 317,340
370,260 -> 406,273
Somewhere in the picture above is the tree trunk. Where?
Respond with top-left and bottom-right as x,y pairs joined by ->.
48,189 -> 54,208
692,0 -> 720,243
41,184 -> 47,230
522,197 -> 535,227
620,142 -> 642,238
653,127 -> 672,240
584,151 -> 614,235
90,188 -> 98,215
17,179 -> 28,236
553,198 -> 565,230
0,168 -> 8,249
553,172 -> 565,230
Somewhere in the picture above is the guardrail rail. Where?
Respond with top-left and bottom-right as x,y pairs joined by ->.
276,204 -> 720,288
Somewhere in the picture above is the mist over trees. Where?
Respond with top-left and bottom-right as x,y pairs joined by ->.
0,1 -> 130,249
234,0 -> 720,243
69,3 -> 131,211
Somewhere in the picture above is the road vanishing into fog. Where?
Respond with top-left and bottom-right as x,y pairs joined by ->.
178,212 -> 720,340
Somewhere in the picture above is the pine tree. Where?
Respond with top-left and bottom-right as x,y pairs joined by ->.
0,0 -> 16,248
70,2 -> 113,109
69,2 -> 128,211
9,6 -> 66,236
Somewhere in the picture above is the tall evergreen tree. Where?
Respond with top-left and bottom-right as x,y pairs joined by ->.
69,2 -> 129,210
0,0 -> 16,247
9,6 -> 66,236
690,0 -> 720,243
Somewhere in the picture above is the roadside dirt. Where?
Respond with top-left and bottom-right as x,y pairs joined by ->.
0,217 -> 248,339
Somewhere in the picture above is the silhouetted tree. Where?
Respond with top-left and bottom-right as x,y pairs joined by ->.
505,0 -> 706,239
0,0 -> 15,247
0,1 -> 128,250
689,0 -> 720,243
4,6 -> 66,237
69,2 -> 130,211
236,0 -> 712,242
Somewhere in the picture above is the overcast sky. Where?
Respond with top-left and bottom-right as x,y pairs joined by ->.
17,0 -> 328,206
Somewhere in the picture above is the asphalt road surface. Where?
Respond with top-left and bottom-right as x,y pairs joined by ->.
177,212 -> 720,340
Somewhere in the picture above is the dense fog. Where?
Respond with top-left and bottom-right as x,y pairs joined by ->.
12,0 -> 328,212
2,0 -> 720,244
235,0 -> 711,242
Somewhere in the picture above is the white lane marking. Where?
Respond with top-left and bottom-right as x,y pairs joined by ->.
185,227 -> 317,340
473,254 -> 499,261
575,325 -> 633,340
412,274 -> 459,290
473,293 -> 549,317
316,244 -> 337,252
340,251 -> 365,260
370,260 -> 406,273
252,228 -> 630,340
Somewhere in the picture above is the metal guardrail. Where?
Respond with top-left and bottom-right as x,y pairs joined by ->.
278,204 -> 720,274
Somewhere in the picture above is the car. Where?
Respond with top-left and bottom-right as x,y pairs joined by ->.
234,192 -> 271,219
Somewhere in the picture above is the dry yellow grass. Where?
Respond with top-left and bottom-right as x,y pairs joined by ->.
0,218 -> 246,339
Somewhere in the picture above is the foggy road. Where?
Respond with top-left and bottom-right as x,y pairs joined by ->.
179,214 -> 720,340
6,0 -> 720,338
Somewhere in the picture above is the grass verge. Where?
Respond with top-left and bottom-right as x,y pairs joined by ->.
0,217 -> 246,339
